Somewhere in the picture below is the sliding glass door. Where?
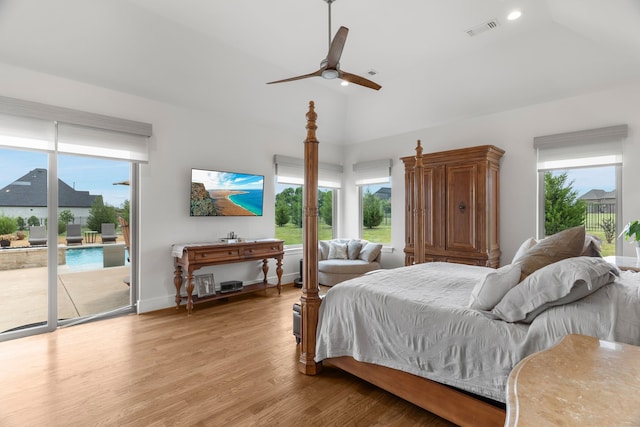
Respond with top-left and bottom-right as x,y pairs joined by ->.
0,97 -> 149,341
0,147 -> 51,334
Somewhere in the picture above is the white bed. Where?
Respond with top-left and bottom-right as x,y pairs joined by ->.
315,260 -> 640,403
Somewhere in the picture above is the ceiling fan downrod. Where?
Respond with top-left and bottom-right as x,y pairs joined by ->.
325,0 -> 335,51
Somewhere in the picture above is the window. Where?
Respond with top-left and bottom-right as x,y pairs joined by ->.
354,159 -> 392,244
274,155 -> 341,246
535,125 -> 626,256
275,183 -> 335,245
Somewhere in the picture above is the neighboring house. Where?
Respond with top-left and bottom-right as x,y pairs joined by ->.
0,168 -> 98,224
579,189 -> 616,213
374,187 -> 391,201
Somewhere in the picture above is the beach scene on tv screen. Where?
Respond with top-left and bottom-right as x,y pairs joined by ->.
191,169 -> 264,216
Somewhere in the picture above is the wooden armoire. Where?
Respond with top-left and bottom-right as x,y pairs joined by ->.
402,142 -> 504,268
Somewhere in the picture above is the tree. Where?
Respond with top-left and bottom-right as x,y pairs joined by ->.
544,171 -> 586,235
319,190 -> 333,226
600,217 -> 616,244
275,186 -> 303,228
275,200 -> 290,227
16,216 -> 25,231
27,215 -> 40,227
362,190 -> 384,229
87,196 -> 118,231
59,209 -> 74,225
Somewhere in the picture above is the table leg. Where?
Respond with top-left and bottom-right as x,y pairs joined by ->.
173,266 -> 183,309
262,258 -> 269,289
185,273 -> 195,315
276,256 -> 283,294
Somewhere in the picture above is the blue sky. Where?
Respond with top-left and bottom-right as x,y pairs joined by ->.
1,148 -> 130,207
553,166 -> 615,198
192,169 -> 264,191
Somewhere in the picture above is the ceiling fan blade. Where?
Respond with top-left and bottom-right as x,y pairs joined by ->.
266,69 -> 323,85
340,71 -> 382,91
326,26 -> 348,70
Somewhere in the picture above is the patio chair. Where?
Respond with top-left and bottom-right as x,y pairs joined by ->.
66,224 -> 83,245
28,225 -> 47,246
101,223 -> 117,243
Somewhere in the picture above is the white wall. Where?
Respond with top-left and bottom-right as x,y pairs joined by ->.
344,81 -> 640,267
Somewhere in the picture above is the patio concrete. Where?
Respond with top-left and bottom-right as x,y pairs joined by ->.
0,265 -> 130,333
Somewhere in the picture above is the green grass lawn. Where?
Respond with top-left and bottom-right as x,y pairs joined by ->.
275,222 -> 333,246
275,222 -> 391,245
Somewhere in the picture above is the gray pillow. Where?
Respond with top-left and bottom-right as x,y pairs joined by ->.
359,242 -> 382,263
347,240 -> 363,260
468,263 -> 522,311
318,240 -> 331,260
491,257 -> 619,323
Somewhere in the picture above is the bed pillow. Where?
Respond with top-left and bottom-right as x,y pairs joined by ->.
511,237 -> 537,264
517,226 -> 585,282
359,242 -> 382,263
581,234 -> 602,257
468,263 -> 522,311
347,240 -> 363,260
328,241 -> 348,259
491,257 -> 619,323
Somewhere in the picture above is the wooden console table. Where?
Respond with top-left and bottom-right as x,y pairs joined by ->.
172,239 -> 284,314
506,334 -> 640,426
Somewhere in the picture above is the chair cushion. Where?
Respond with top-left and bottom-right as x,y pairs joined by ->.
319,259 -> 379,274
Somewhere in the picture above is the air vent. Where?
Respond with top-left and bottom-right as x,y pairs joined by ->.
466,19 -> 500,37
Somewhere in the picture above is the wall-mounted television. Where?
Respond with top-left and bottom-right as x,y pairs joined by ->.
190,168 -> 264,216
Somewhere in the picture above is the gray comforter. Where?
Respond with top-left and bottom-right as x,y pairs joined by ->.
314,262 -> 640,402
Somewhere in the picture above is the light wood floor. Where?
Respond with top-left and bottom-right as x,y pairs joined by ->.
0,284 -> 454,426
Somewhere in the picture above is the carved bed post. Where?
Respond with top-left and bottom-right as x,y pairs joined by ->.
299,101 -> 322,375
413,140 -> 425,264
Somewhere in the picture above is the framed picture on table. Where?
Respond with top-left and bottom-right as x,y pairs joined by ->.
195,273 -> 215,297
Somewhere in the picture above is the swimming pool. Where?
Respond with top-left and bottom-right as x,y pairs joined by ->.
65,247 -> 130,271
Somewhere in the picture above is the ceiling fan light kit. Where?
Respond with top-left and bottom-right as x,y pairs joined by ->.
266,0 -> 381,91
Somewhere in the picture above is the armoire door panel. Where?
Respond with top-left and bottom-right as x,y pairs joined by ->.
446,163 -> 477,252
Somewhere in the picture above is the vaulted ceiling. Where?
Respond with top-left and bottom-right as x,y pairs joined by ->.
0,0 -> 639,144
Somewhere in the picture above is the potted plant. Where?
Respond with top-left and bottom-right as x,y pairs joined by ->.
0,234 -> 16,247
0,215 -> 18,247
619,220 -> 640,258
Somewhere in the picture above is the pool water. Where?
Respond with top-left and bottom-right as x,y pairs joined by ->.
65,247 -> 130,271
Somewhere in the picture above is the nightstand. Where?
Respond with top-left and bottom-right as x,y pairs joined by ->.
506,334 -> 640,426
604,255 -> 640,272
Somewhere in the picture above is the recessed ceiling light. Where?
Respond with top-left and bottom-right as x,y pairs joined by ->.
507,10 -> 522,21
341,80 -> 349,87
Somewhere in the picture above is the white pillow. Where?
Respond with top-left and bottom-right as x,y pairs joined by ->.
328,241 -> 348,259
511,237 -> 537,264
491,257 -> 619,323
358,242 -> 382,263
468,263 -> 522,311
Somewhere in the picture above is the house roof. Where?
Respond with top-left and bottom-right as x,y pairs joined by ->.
0,168 -> 97,208
579,189 -> 616,201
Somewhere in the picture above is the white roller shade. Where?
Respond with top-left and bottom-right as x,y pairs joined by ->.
0,113 -> 55,151
353,159 -> 392,185
274,155 -> 342,188
57,123 -> 149,162
534,125 -> 626,170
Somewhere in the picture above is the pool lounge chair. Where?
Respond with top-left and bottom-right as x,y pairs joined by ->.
28,225 -> 47,246
66,224 -> 83,245
101,223 -> 117,243
118,217 -> 131,286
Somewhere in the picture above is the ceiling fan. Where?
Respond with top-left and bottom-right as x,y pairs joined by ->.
266,0 -> 381,91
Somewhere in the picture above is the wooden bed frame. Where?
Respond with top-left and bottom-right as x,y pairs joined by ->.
297,101 -> 506,427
